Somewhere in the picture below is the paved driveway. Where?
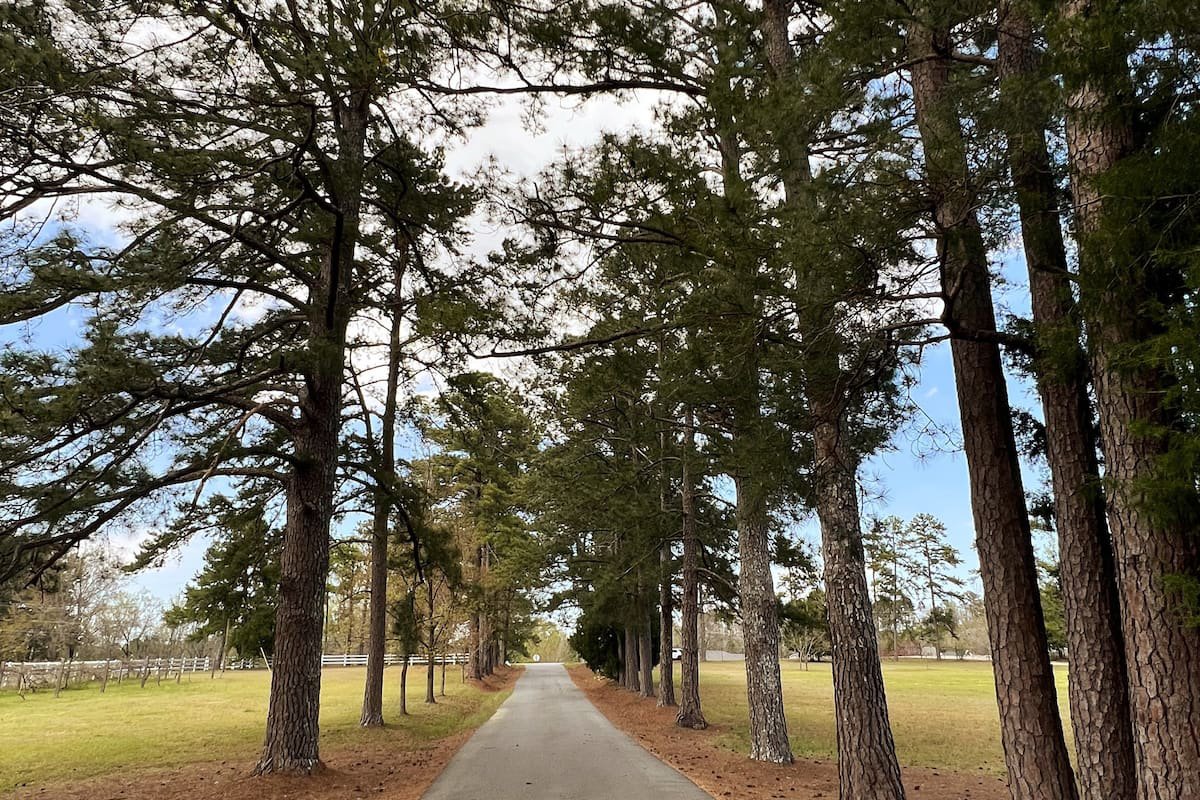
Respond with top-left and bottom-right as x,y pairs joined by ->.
422,663 -> 712,800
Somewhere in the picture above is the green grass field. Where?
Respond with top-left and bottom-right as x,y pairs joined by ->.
0,665 -> 512,792
689,659 -> 1072,775
2,658 -> 1068,791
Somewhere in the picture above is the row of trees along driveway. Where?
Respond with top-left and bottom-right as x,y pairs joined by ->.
3,2 -> 1200,799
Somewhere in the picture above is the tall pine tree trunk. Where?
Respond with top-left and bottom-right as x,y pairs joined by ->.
908,20 -> 1077,800
617,630 -> 627,687
655,340 -> 677,707
761,1 -> 898,787
676,410 -> 707,729
360,263 -> 403,727
399,656 -> 408,716
426,580 -> 437,704
714,55 -> 792,763
255,98 -> 366,777
469,542 -> 484,681
734,471 -> 792,764
658,539 -> 675,707
814,401 -> 905,800
1057,3 -> 1200,795
997,6 -> 1135,798
639,617 -> 654,699
625,626 -> 640,692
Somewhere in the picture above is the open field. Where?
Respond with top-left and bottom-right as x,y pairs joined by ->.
0,665 -> 512,793
689,659 -> 1071,775
1,657 -> 1070,796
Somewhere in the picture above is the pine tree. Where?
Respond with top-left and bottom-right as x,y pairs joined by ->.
1051,3 -> 1200,794
0,0 -> 497,773
995,4 -> 1136,794
164,501 -> 281,659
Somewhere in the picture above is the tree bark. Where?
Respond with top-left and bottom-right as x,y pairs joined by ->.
655,344 -> 677,708
425,578 -> 437,704
996,6 -> 1136,799
1057,3 -> 1200,795
814,403 -> 906,800
468,550 -> 483,681
255,381 -> 339,774
761,1 -> 896,786
360,270 -> 402,726
657,538 -> 675,707
908,21 -> 1077,800
734,473 -> 793,764
254,93 -> 367,777
714,54 -> 792,763
617,630 -> 627,687
639,615 -> 654,699
676,410 -> 707,729
625,626 -> 640,692
399,656 -> 408,716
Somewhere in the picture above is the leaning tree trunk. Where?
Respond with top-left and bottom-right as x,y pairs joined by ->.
908,21 -> 1077,800
255,98 -> 366,776
997,6 -> 1136,799
1057,3 -> 1200,795
676,410 -> 707,729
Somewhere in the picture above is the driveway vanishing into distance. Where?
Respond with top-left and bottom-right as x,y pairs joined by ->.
422,663 -> 712,800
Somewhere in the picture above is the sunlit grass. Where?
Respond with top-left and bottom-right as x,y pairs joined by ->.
686,659 -> 1072,775
0,664 -> 511,791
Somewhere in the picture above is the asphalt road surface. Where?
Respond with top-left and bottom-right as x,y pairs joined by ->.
421,662 -> 712,800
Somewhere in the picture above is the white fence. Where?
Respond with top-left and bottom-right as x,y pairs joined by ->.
317,653 -> 468,668
0,653 -> 469,692
0,657 -> 212,692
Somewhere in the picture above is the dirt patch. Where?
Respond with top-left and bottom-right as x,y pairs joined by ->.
465,668 -> 516,693
14,667 -> 520,800
567,665 -> 1008,800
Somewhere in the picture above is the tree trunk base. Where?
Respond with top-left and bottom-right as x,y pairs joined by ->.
675,712 -> 708,730
252,756 -> 325,777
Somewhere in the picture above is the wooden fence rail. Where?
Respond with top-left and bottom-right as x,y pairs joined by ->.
0,653 -> 469,694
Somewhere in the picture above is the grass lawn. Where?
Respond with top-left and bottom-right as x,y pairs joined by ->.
690,659 -> 1072,775
0,664 -> 511,791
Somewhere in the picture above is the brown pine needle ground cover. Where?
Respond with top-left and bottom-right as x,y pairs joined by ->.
3,666 -> 519,800
568,663 -> 1010,800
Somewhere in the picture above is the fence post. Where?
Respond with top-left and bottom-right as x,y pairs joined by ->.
100,660 -> 111,693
